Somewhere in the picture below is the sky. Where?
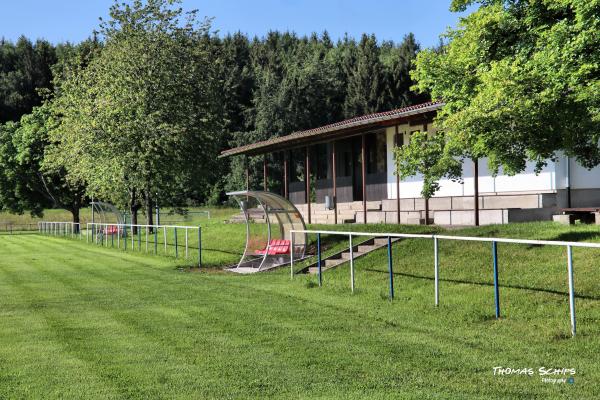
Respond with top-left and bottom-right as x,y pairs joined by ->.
0,0 -> 474,48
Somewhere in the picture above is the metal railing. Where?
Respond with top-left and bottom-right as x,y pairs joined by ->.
290,229 -> 600,338
38,221 -> 81,238
38,221 -> 202,266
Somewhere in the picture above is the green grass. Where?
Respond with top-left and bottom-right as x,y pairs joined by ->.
0,206 -> 224,231
1,221 -> 599,398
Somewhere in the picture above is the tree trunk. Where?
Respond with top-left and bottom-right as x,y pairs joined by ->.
146,191 -> 154,233
131,206 -> 139,234
130,189 -> 140,234
71,207 -> 80,233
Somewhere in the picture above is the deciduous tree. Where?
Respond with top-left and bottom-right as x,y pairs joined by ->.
405,0 -> 600,196
51,0 -> 222,227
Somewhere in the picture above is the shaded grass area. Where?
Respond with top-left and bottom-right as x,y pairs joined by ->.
1,221 -> 599,398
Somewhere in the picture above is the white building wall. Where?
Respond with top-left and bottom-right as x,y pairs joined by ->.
554,156 -> 600,190
386,124 -> 558,200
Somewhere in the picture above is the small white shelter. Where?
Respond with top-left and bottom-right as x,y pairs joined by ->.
227,191 -> 307,273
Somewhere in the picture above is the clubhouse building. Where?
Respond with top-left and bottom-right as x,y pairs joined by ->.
221,101 -> 600,226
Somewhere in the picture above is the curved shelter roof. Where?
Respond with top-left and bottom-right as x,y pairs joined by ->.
227,190 -> 307,273
91,201 -> 124,225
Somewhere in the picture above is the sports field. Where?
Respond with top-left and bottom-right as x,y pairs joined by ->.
1,221 -> 599,399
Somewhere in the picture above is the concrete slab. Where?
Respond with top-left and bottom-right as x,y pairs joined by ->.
553,214 -> 575,225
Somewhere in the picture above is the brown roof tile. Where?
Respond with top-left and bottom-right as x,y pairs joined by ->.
220,101 -> 443,157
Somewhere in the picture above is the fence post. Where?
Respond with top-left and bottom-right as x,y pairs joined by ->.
492,241 -> 500,319
146,226 -> 149,253
117,225 -> 121,249
349,234 -> 355,293
124,225 -> 127,251
154,226 -> 158,254
434,237 -> 439,306
131,224 -> 134,250
567,245 -> 576,337
174,227 -> 178,258
197,226 -> 202,268
290,231 -> 294,279
317,233 -> 323,287
163,226 -> 167,254
185,228 -> 189,259
388,236 -> 394,300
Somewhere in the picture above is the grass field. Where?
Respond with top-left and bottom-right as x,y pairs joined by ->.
1,219 -> 599,399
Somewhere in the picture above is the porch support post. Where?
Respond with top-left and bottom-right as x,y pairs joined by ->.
395,125 -> 401,224
474,158 -> 480,226
305,146 -> 311,224
283,151 -> 289,199
423,123 -> 429,226
263,155 -> 268,192
245,156 -> 249,191
361,134 -> 367,224
332,141 -> 338,224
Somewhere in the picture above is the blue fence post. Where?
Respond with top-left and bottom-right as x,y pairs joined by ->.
317,233 -> 322,287
492,241 -> 500,319
388,236 -> 394,300
567,245 -> 576,337
197,226 -> 202,268
124,225 -> 127,251
434,237 -> 439,306
174,227 -> 178,258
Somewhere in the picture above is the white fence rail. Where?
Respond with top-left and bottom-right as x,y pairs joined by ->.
38,221 -> 202,266
290,229 -> 600,338
38,221 -> 81,238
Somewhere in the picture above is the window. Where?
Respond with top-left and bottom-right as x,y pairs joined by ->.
314,144 -> 329,180
290,150 -> 304,183
366,132 -> 386,174
342,150 -> 352,177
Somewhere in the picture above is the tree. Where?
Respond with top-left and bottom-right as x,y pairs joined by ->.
344,34 -> 386,117
51,0 -> 223,228
0,103 -> 86,223
0,37 -> 57,123
383,33 -> 429,110
405,0 -> 600,196
393,130 -> 462,199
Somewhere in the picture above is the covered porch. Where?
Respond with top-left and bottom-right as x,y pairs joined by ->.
222,103 -> 448,224
221,101 -> 487,226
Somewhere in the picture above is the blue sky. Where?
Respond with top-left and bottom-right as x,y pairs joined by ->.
0,0 -> 474,48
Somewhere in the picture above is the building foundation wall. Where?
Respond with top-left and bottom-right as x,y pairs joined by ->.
294,191 -> 559,226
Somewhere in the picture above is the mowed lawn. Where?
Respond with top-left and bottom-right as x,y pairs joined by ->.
1,223 -> 600,399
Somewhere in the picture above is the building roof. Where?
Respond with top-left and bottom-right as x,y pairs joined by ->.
220,101 -> 443,157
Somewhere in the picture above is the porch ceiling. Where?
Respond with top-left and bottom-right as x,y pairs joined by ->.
219,101 -> 443,157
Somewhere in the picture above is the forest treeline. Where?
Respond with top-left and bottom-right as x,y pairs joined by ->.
0,2 -> 427,223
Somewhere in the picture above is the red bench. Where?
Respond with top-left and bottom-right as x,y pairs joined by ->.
255,239 -> 290,255
104,226 -> 119,234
